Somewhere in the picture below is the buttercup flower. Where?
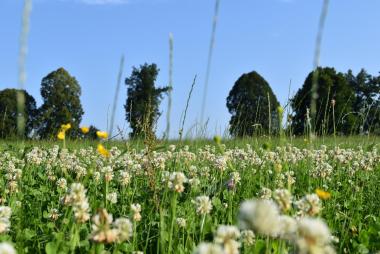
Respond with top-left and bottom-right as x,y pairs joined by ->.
97,144 -> 110,158
80,126 -> 90,134
57,131 -> 65,140
316,188 -> 331,200
96,131 -> 108,139
61,123 -> 71,131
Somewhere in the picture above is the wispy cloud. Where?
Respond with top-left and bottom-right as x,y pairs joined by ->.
79,0 -> 130,5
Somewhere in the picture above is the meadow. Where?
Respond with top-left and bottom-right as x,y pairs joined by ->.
0,136 -> 379,254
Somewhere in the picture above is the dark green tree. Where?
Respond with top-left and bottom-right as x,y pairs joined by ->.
0,89 -> 37,138
346,69 -> 380,134
125,63 -> 169,138
36,68 -> 84,138
291,67 -> 356,135
86,125 -> 100,140
226,71 -> 280,137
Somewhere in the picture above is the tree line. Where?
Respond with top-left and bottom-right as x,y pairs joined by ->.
227,67 -> 380,137
0,65 -> 379,139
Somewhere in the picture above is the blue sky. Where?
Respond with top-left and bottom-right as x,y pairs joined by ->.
1,0 -> 380,138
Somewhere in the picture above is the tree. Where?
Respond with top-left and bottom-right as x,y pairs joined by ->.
36,68 -> 84,138
0,89 -> 37,138
226,71 -> 280,137
86,125 -> 100,140
291,67 -> 355,135
346,69 -> 380,134
125,63 -> 169,138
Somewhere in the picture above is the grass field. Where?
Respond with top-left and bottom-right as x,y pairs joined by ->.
0,136 -> 379,253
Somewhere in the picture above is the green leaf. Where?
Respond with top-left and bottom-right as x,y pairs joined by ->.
45,242 -> 58,254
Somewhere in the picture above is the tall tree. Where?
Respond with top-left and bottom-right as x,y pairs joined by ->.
125,63 -> 169,138
36,68 -> 84,138
291,67 -> 355,135
346,69 -> 380,134
226,71 -> 280,137
0,89 -> 37,138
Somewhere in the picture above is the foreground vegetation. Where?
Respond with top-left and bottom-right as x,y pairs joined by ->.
0,137 -> 379,253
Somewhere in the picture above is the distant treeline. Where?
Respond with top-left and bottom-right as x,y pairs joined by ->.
1,65 -> 379,139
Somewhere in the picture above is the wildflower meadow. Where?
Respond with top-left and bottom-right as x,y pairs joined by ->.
0,135 -> 379,253
2,0 -> 380,253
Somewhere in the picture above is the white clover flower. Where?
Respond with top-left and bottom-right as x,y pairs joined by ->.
295,194 -> 321,217
0,242 -> 16,254
0,219 -> 10,234
0,207 -> 12,219
48,208 -> 61,221
119,171 -> 131,186
258,187 -> 272,199
176,218 -> 187,228
0,207 -> 11,234
56,178 -> 67,190
213,156 -> 227,171
214,225 -> 241,254
240,230 -> 255,246
107,192 -> 118,204
93,171 -> 101,182
193,196 -> 212,215
238,199 -> 281,237
90,209 -> 118,244
103,167 -> 114,182
273,189 -> 292,212
296,217 -> 334,254
168,172 -> 188,193
193,242 -> 224,254
64,183 -> 90,223
168,144 -> 176,152
113,218 -> 133,242
278,215 -> 297,240
131,204 -> 142,222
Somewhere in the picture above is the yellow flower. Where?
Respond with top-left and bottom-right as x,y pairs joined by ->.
81,126 -> 90,134
213,135 -> 222,144
61,123 -> 71,131
315,188 -> 331,200
96,131 -> 108,139
277,106 -> 284,115
57,131 -> 65,140
97,144 -> 110,158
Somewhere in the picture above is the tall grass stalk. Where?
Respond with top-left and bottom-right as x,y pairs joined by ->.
179,76 -> 197,141
109,55 -> 125,137
17,0 -> 32,137
310,0 -> 329,140
267,93 -> 271,138
165,33 -> 174,140
200,0 -> 220,126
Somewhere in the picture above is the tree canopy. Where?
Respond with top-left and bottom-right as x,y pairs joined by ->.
346,69 -> 380,134
291,67 -> 356,135
226,71 -> 280,137
0,89 -> 37,138
124,63 -> 169,138
36,68 -> 84,138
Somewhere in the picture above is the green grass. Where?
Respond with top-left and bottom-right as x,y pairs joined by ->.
0,137 -> 379,253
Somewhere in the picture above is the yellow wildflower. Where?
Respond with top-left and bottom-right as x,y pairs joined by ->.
213,135 -> 222,144
97,144 -> 110,158
81,126 -> 90,134
315,188 -> 331,200
277,106 -> 284,115
57,131 -> 65,140
61,123 -> 71,131
96,131 -> 108,139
